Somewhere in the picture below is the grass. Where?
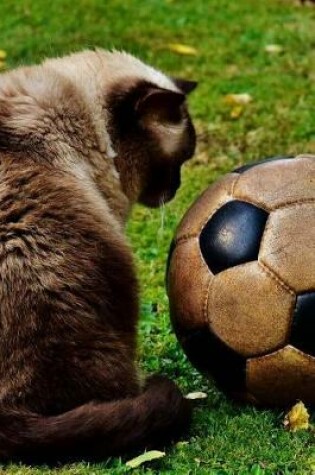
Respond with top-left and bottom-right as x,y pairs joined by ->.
1,0 -> 315,473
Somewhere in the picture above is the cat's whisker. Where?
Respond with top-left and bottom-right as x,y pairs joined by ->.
158,196 -> 166,235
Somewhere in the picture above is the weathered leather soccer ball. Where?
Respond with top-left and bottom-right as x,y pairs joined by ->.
167,155 -> 315,406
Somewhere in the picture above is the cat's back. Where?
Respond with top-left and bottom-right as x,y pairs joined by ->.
0,151 -> 134,334
0,152 -> 131,311
0,152 -> 138,412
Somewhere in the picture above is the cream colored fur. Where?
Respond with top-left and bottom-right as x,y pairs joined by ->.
0,49 -> 184,225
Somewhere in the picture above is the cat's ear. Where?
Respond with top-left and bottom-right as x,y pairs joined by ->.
172,78 -> 198,95
135,87 -> 185,123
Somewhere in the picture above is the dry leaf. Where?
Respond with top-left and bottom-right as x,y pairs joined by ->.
167,43 -> 198,56
176,441 -> 189,448
230,105 -> 244,119
224,93 -> 252,120
224,93 -> 253,105
284,401 -> 310,432
185,391 -> 207,400
0,50 -> 7,60
265,44 -> 284,54
126,450 -> 165,468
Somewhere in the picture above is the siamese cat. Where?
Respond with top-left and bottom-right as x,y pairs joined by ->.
0,49 -> 196,463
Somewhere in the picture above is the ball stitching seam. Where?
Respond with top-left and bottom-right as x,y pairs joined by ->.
258,259 -> 295,296
202,274 -> 213,327
173,233 -> 198,246
247,344 -> 315,364
199,175 -> 240,233
274,198 -> 315,211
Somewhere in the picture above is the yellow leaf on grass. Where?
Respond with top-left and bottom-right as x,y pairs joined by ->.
126,450 -> 165,468
230,105 -> 244,119
224,93 -> 253,105
167,43 -> 198,55
176,441 -> 189,448
0,50 -> 7,60
185,391 -> 207,400
265,44 -> 284,54
284,401 -> 310,432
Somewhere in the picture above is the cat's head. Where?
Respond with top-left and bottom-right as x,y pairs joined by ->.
103,53 -> 197,208
43,50 -> 197,208
107,79 -> 196,208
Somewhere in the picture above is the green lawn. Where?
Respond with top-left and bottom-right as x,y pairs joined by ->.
1,0 -> 315,473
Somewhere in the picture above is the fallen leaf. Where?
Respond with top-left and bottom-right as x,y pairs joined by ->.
284,401 -> 310,432
126,450 -> 165,468
167,43 -> 198,55
224,93 -> 253,105
0,50 -> 7,60
176,441 -> 189,448
223,93 -> 252,120
185,391 -> 207,400
230,105 -> 244,119
265,44 -> 284,54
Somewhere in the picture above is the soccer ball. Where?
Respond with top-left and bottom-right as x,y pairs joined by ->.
167,155 -> 315,406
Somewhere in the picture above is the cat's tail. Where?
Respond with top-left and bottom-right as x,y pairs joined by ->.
0,375 -> 191,464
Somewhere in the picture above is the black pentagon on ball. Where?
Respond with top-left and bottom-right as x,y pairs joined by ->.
174,324 -> 246,395
234,156 -> 294,174
199,200 -> 269,275
291,292 -> 315,356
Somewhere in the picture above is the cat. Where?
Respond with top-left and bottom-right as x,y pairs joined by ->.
0,49 -> 197,463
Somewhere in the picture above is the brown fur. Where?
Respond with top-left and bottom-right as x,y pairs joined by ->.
0,49 -> 196,463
